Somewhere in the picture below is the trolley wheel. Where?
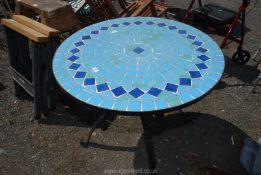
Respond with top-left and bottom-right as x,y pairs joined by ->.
232,49 -> 250,65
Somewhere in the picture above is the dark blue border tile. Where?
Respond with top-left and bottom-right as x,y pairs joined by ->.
189,71 -> 202,78
70,48 -> 80,54
165,83 -> 178,93
129,88 -> 144,98
96,83 -> 109,92
196,63 -> 208,70
69,63 -> 81,70
147,87 -> 162,97
84,78 -> 95,86
91,30 -> 99,34
179,78 -> 191,86
74,71 -> 86,78
198,55 -> 211,61
112,86 -> 126,97
68,55 -> 79,62
74,41 -> 84,47
82,35 -> 91,40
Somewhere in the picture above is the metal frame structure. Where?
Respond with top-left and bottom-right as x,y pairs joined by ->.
183,0 -> 251,65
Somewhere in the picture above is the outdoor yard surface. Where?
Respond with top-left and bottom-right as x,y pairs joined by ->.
0,0 -> 260,174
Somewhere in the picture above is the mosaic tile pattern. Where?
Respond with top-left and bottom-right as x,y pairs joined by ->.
53,17 -> 224,112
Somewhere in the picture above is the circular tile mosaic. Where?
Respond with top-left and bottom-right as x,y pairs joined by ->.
53,17 -> 224,113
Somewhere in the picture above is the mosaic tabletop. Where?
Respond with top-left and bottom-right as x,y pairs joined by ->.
53,17 -> 224,113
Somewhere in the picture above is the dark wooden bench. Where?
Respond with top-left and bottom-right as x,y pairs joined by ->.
1,15 -> 60,119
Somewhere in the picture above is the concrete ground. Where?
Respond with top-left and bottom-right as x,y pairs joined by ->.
0,0 -> 260,174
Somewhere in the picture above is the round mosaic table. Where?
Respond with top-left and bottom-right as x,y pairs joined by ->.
53,17 -> 224,174
53,17 -> 224,114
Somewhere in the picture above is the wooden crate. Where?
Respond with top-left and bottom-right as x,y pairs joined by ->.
15,0 -> 79,32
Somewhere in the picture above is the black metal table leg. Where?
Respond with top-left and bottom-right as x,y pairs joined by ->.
140,116 -> 158,175
81,113 -> 107,147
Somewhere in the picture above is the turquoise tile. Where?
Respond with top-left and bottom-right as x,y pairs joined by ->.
78,92 -> 92,102
128,101 -> 141,111
142,100 -> 155,111
88,96 -> 102,106
113,100 -> 128,111
155,99 -> 168,110
179,93 -> 194,103
99,99 -> 115,109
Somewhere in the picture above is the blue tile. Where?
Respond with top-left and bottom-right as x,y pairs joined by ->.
133,47 -> 144,54
82,35 -> 91,40
129,88 -> 144,98
165,83 -> 178,93
128,101 -> 141,111
69,63 -> 81,70
146,21 -> 154,25
134,21 -> 142,25
179,78 -> 191,86
142,101 -> 155,111
111,24 -> 120,27
91,30 -> 99,34
100,99 -> 114,109
113,100 -> 128,111
74,71 -> 86,78
100,26 -> 109,30
70,48 -> 80,54
78,92 -> 92,102
155,99 -> 168,110
112,86 -> 126,97
178,30 -> 187,34
84,78 -> 95,86
158,23 -> 166,27
198,55 -> 211,61
96,83 -> 109,92
147,87 -> 162,97
189,71 -> 202,78
193,41 -> 203,46
68,55 -> 79,62
74,41 -> 84,47
88,96 -> 102,106
187,35 -> 196,40
122,22 -> 131,26
168,26 -> 177,30
197,47 -> 208,53
196,63 -> 208,70
179,93 -> 193,103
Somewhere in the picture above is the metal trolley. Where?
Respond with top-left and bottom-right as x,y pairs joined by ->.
183,0 -> 251,65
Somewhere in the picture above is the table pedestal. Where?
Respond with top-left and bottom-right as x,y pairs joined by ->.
81,112 -> 191,175
140,115 -> 159,175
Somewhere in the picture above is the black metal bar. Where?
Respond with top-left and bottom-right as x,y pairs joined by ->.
182,0 -> 196,22
39,42 -> 51,115
32,42 -> 43,119
10,67 -> 34,96
198,0 -> 202,7
5,28 -> 23,97
240,5 -> 246,47
150,4 -> 157,17
80,113 -> 107,147
46,38 -> 58,110
179,109 -> 191,125
140,116 -> 157,175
